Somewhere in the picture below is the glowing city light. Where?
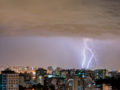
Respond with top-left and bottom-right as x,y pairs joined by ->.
32,71 -> 36,75
82,39 -> 96,69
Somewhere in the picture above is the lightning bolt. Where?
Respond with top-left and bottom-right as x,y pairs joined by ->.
82,39 -> 96,69
82,39 -> 87,69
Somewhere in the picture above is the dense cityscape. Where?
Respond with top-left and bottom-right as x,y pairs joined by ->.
0,66 -> 120,90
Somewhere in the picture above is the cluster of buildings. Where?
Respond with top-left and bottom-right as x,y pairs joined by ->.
0,66 -> 120,90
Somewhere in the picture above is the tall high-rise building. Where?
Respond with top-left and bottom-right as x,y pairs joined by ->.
36,68 -> 47,85
19,73 -> 24,87
1,68 -> 19,90
94,69 -> 107,80
0,74 -> 2,90
66,76 -> 81,90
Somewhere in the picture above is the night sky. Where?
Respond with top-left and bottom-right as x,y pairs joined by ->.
0,0 -> 120,69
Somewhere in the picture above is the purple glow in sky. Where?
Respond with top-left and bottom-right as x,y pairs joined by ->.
0,36 -> 120,69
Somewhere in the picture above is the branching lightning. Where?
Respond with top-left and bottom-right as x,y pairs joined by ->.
82,39 -> 96,69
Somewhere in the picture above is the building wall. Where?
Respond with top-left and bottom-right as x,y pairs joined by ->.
2,73 -> 19,90
19,76 -> 24,87
0,75 -> 2,90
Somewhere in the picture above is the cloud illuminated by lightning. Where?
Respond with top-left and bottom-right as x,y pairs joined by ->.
82,39 -> 96,69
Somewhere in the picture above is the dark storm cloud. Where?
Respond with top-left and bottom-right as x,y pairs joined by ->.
0,0 -> 120,69
0,0 -> 120,38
